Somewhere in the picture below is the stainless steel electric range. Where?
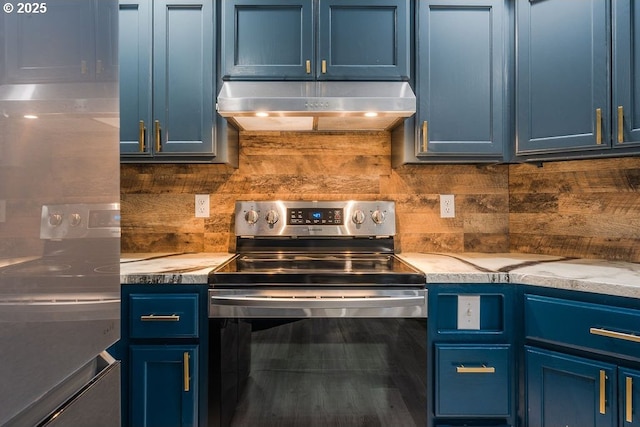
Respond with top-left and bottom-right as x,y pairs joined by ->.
207,201 -> 427,427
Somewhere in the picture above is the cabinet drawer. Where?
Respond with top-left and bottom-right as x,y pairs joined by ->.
130,293 -> 199,339
525,294 -> 640,360
435,344 -> 511,417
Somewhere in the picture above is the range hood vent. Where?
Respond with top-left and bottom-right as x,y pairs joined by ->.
217,81 -> 416,132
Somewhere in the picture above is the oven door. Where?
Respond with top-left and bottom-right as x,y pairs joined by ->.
209,288 -> 427,318
208,288 -> 427,427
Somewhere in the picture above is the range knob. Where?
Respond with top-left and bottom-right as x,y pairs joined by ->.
265,209 -> 280,226
352,209 -> 366,225
371,209 -> 386,225
48,213 -> 63,227
69,213 -> 82,227
244,210 -> 259,225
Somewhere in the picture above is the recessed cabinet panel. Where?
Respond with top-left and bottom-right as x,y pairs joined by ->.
130,345 -> 198,427
318,0 -> 409,80
516,0 -> 609,154
436,344 -> 511,417
222,0 -> 313,78
119,1 -> 153,155
526,347 -> 616,427
613,0 -> 640,148
221,0 -> 409,81
415,0 -> 505,158
154,0 -> 214,154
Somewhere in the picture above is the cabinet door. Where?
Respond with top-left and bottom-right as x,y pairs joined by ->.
4,0 -> 96,83
317,0 -> 410,80
119,0 -> 153,156
130,345 -> 198,427
526,347 -> 616,427
153,0 -> 215,155
516,0 -> 609,154
221,0 -> 314,80
415,0 -> 505,158
613,0 -> 640,148
620,368 -> 640,427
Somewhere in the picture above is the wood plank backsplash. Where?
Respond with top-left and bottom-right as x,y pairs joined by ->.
509,157 -> 640,262
120,132 -> 640,262
120,132 -> 510,254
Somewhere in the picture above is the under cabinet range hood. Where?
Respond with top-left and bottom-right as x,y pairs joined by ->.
217,81 -> 416,131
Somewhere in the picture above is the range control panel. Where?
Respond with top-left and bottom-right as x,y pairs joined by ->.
287,208 -> 343,225
235,201 -> 395,237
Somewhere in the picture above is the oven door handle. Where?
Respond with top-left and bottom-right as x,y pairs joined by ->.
210,295 -> 424,309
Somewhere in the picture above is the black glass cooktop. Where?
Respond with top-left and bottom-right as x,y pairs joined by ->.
209,253 -> 426,286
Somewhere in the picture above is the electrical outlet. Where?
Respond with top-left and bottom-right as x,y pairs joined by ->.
195,194 -> 210,218
457,295 -> 480,330
440,194 -> 455,218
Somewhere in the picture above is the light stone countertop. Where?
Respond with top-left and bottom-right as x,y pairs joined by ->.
119,252 -> 640,299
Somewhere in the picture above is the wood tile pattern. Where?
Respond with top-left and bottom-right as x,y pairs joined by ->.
121,132 -> 510,254
509,157 -> 640,262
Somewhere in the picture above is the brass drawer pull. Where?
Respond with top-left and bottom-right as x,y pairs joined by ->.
618,106 -> 624,143
183,352 -> 190,392
590,327 -> 640,343
140,314 -> 180,322
138,120 -> 146,152
306,60 -> 311,74
321,59 -> 327,74
421,121 -> 428,152
154,120 -> 162,152
456,365 -> 495,374
600,369 -> 607,414
596,108 -> 602,144
627,376 -> 634,423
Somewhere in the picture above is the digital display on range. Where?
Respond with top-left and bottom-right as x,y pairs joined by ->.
287,208 -> 343,225
89,210 -> 121,228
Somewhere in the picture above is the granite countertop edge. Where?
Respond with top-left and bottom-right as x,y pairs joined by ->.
119,252 -> 640,299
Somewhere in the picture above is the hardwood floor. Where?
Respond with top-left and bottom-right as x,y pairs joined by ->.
230,318 -> 427,427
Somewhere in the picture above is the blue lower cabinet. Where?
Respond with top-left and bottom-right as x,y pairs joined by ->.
436,344 -> 511,418
526,346 -> 616,427
619,368 -> 640,426
130,345 -> 198,427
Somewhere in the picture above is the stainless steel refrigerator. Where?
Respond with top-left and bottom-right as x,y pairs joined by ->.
0,2 -> 121,425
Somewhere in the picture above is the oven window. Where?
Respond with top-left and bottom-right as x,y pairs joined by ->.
211,318 -> 427,427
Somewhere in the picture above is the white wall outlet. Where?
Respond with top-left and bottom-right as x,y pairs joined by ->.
195,194 -> 210,218
440,194 -> 455,218
0,200 -> 5,223
457,295 -> 481,330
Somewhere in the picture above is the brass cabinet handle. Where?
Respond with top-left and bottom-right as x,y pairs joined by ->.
421,121 -> 428,152
183,352 -> 190,392
306,60 -> 311,74
321,60 -> 327,74
456,365 -> 495,374
618,106 -> 624,143
138,120 -> 146,152
600,369 -> 607,415
154,120 -> 161,152
590,327 -> 640,343
140,314 -> 180,322
596,108 -> 602,144
627,376 -> 634,423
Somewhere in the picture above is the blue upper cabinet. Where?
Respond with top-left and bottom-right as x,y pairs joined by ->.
516,0 -> 640,158
120,0 -> 223,161
613,0 -> 640,148
3,0 -> 116,83
317,0 -> 410,80
221,0 -> 314,80
221,0 -> 410,81
413,0 -> 507,160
